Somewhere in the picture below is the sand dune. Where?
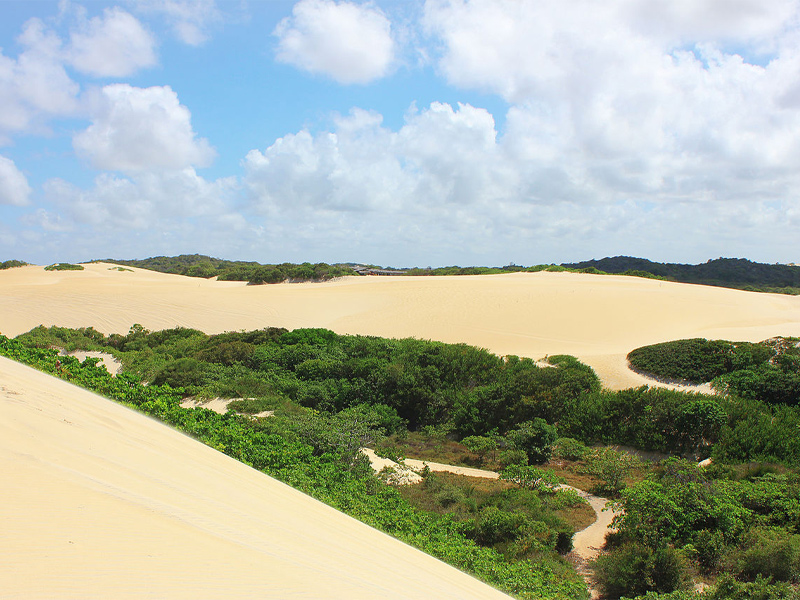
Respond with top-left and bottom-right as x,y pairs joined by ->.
2,262 -> 799,388
0,356 -> 512,599
3,262 -> 799,597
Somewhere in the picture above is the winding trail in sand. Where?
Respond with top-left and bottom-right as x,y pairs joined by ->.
361,451 -> 618,563
359,450 -> 617,599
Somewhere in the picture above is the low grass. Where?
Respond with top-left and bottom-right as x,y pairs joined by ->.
377,431 -> 484,467
396,470 -> 596,560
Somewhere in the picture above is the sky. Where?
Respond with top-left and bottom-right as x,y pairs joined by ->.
1,0 -> 800,267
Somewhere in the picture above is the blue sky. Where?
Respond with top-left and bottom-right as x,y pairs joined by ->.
1,0 -> 800,267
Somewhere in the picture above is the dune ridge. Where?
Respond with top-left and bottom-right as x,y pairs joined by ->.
2,262 -> 799,388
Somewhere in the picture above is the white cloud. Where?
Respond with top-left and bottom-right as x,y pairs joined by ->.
21,208 -> 71,232
0,19 -> 80,139
133,0 -> 220,46
0,156 -> 32,206
44,168 -> 237,230
73,84 -> 215,172
33,168 -> 241,262
412,0 -> 800,256
240,92 -> 800,265
274,0 -> 394,84
243,102 -> 507,217
66,7 -> 157,77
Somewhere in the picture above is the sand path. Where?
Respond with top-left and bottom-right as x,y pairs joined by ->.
0,356 -> 513,599
2,263 -> 800,388
359,450 -> 618,564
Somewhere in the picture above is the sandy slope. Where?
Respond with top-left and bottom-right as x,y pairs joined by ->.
4,263 -> 794,597
2,263 -> 800,388
0,356 -> 512,599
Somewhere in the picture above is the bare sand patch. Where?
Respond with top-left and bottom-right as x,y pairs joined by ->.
59,349 -> 123,376
0,356 -> 512,599
180,397 -> 274,418
2,262 -> 799,388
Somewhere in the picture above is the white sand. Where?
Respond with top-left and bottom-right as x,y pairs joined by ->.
59,349 -> 123,375
2,262 -> 799,388
2,262 -> 799,597
0,356 -> 512,599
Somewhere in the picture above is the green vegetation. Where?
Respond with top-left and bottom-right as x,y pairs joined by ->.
0,259 -> 28,269
70,253 -> 800,296
98,254 -> 667,286
598,459 -> 800,599
44,262 -> 84,271
628,338 -> 800,405
564,256 -> 800,295
7,324 -> 800,599
398,470 -> 586,560
1,331 -> 587,600
101,254 -> 354,284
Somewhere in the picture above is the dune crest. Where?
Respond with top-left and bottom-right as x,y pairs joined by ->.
2,262 -> 799,388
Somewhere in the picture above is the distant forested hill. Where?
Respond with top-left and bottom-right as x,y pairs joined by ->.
99,254 -> 800,294
563,256 -> 800,293
101,254 -> 354,284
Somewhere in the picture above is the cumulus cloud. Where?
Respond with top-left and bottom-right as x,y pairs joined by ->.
412,0 -> 800,255
66,7 -> 157,77
133,0 -> 220,46
0,7 -> 156,141
73,84 -> 215,172
240,90 -> 800,265
44,168 -> 236,229
274,0 -> 394,84
0,19 -> 80,139
0,156 -> 32,206
243,102 -> 507,216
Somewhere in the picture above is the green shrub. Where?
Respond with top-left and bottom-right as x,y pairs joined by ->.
152,357 -> 208,389
225,397 -> 279,414
507,418 -> 558,464
584,447 -> 639,495
44,262 -> 84,271
499,448 -> 529,468
593,543 -> 689,599
554,437 -> 589,461
468,506 -> 529,546
710,574 -> 800,600
730,527 -> 800,582
0,259 -> 28,269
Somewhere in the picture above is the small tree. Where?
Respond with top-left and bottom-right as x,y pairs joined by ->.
500,464 -> 564,492
506,418 -> 558,464
585,447 -> 640,495
461,435 -> 498,465
675,399 -> 726,458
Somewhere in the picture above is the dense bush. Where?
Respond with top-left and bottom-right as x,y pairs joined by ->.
628,339 -> 742,383
507,418 -> 559,464
593,542 -> 689,599
0,259 -> 27,269
554,437 -> 590,461
602,458 -> 800,598
104,254 -> 354,284
628,337 -> 799,407
44,262 -> 84,271
564,256 -> 800,294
